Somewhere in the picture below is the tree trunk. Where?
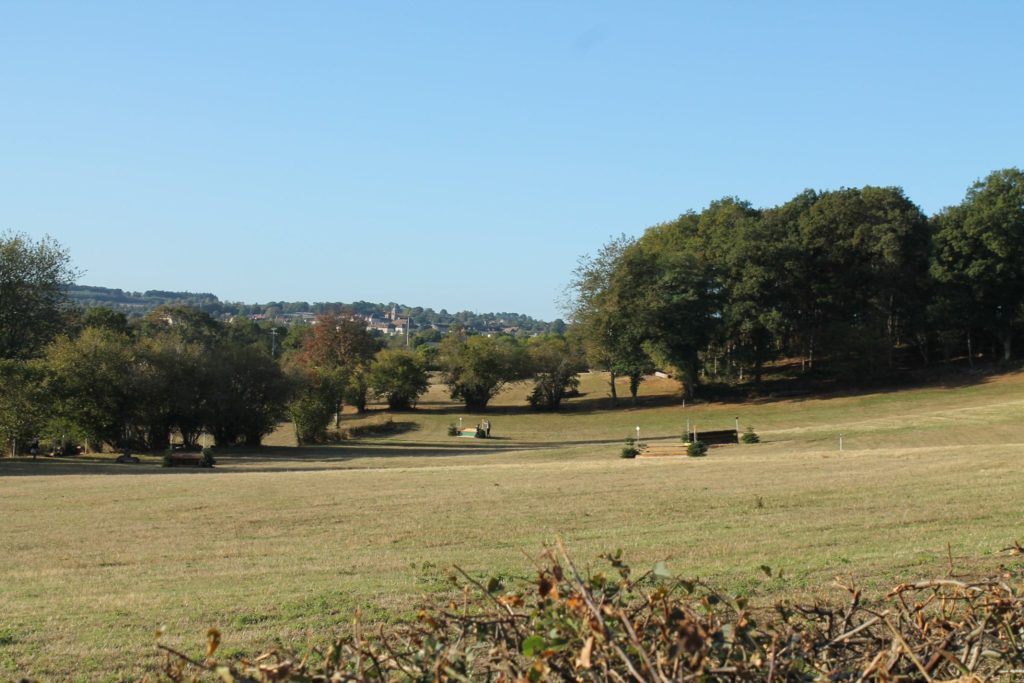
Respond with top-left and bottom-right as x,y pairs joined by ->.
1002,332 -> 1012,362
608,370 -> 618,407
629,373 -> 641,406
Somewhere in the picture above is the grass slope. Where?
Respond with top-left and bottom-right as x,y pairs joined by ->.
2,370 -> 1023,680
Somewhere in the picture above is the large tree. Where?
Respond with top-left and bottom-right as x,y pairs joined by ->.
368,348 -> 430,410
296,312 -> 380,415
0,359 -> 49,454
44,327 -> 145,450
204,341 -> 291,446
438,329 -> 527,410
525,334 -> 586,410
613,238 -> 719,400
0,232 -> 79,359
565,235 -> 652,406
932,168 -> 1024,361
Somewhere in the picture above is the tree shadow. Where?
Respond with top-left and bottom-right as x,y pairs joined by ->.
720,363 -> 1019,407
0,439 -> 552,477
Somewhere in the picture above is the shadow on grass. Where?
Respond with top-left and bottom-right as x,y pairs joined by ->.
0,437 -> 582,477
413,392 -> 686,416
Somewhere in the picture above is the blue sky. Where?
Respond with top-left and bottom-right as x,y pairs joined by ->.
2,2 -> 1022,320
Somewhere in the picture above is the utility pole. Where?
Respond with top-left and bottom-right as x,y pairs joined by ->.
270,327 -> 278,358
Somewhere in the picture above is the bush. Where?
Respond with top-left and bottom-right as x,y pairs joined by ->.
342,417 -> 399,439
200,448 -> 216,468
687,440 -> 708,457
161,451 -> 172,468
446,423 -> 458,437
621,446 -> 639,458
741,426 -> 760,444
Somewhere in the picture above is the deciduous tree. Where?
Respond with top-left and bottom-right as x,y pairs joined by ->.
369,349 -> 429,410
525,334 -> 586,410
438,329 -> 527,410
0,232 -> 79,359
932,168 -> 1024,361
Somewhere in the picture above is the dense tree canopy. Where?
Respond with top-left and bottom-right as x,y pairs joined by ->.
369,349 -> 430,410
525,334 -> 586,410
932,168 -> 1024,361
438,328 -> 529,410
566,168 -> 1024,399
0,232 -> 79,359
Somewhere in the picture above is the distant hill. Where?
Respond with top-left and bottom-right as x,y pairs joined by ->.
66,285 -> 564,334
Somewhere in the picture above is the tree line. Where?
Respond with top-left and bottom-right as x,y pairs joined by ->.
66,285 -> 565,335
566,168 -> 1024,402
0,236 -> 584,454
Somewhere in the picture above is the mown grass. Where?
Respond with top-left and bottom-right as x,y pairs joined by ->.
2,370 -> 1024,680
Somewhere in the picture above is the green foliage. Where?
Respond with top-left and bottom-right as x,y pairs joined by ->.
200,448 -> 216,467
204,342 -> 290,447
44,328 -> 147,450
0,232 -> 80,360
741,426 -> 760,444
564,235 -> 652,406
285,365 -> 344,445
932,168 -> 1024,361
343,369 -> 370,413
80,307 -> 131,336
368,348 -> 429,410
446,423 -> 458,436
687,440 -> 708,457
439,328 -> 529,410
0,359 -> 49,454
525,334 -> 586,410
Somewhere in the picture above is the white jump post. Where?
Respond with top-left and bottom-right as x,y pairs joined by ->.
839,434 -> 844,451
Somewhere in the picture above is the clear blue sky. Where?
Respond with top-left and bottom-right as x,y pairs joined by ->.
2,2 -> 1022,320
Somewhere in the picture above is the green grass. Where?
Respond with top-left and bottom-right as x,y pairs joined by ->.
2,370 -> 1024,679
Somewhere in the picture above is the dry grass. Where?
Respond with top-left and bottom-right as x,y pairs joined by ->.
2,370 -> 1024,680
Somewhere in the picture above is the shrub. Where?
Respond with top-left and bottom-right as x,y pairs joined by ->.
621,446 -> 638,458
342,417 -> 398,439
446,423 -> 458,437
161,451 -> 173,468
687,440 -> 708,457
200,448 -> 216,468
741,426 -> 760,444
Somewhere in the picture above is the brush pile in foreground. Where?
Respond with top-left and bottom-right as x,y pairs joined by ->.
157,543 -> 1024,682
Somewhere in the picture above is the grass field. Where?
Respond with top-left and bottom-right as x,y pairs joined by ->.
3,369 -> 1024,680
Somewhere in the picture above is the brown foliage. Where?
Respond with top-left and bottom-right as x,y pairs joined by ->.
155,541 -> 1024,682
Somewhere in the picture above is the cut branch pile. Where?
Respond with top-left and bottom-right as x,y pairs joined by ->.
157,541 -> 1024,682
